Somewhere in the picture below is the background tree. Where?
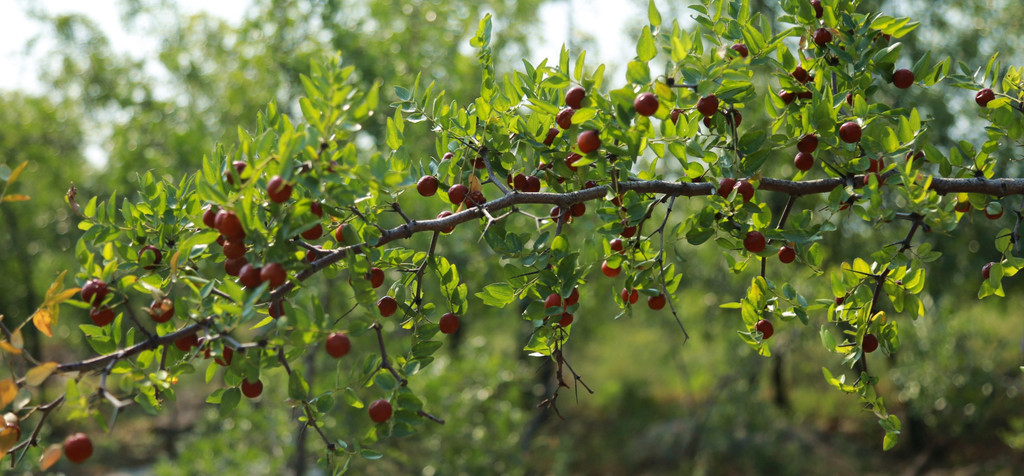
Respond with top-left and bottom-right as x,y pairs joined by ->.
3,0 -> 1024,474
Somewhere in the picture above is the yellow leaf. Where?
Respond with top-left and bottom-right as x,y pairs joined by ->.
52,288 -> 80,304
468,174 -> 482,193
170,249 -> 181,275
6,161 -> 27,186
24,362 -> 58,387
31,308 -> 53,337
40,444 -> 62,469
0,423 -> 19,456
9,329 -> 22,350
1,194 -> 30,202
0,341 -> 20,355
43,270 -> 68,302
0,379 -> 17,409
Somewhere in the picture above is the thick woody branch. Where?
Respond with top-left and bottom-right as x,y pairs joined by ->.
55,317 -> 214,373
270,175 -> 1024,301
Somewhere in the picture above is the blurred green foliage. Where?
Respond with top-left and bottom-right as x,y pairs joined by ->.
3,0 -> 1024,474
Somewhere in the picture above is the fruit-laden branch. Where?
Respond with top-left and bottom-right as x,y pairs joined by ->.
55,317 -> 214,374
274,173 -> 1024,300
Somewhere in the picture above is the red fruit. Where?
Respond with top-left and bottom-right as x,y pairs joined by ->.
986,204 -> 1003,220
892,69 -> 914,89
792,66 -> 809,83
81,278 -> 110,307
867,158 -> 883,174
447,184 -> 469,205
261,262 -> 287,288
334,223 -> 348,243
610,238 -> 624,253
441,152 -> 454,161
215,347 -> 234,366
544,293 -> 562,309
696,94 -> 719,117
89,306 -> 115,326
513,173 -> 528,191
736,180 -> 754,202
730,43 -> 749,58
417,176 -> 439,197
215,209 -> 244,240
326,332 -> 351,358
437,211 -> 456,233
565,86 -> 586,109
269,300 -> 285,318
845,93 -> 854,106
310,202 -> 323,217
266,175 -> 292,203
810,0 -> 823,18
794,152 -> 814,171
525,175 -> 541,193
797,134 -> 818,153
224,160 -> 247,186
377,296 -> 398,317
976,88 -> 996,107
550,206 -> 567,223
620,288 -> 639,304
583,180 -> 598,189
778,245 -> 796,263
755,319 -> 774,340
839,121 -> 862,143
744,231 -> 766,253
558,313 -> 574,327
301,223 -> 323,240
366,267 -> 385,288
222,240 -> 245,259
241,379 -> 263,398
472,156 -> 485,169
982,262 -> 995,280
797,90 -> 813,100
601,261 -> 621,277
63,433 -> 93,463
174,333 -> 199,352
137,245 -> 163,270
202,206 -> 218,228
577,130 -> 601,153
718,177 -> 737,198
239,264 -> 263,288
835,295 -> 845,305
670,108 -> 683,124
566,288 -> 580,306
726,109 -> 743,127
467,190 -> 486,205
543,127 -> 559,146
570,203 -> 586,217
778,89 -> 795,105
813,28 -> 832,47
862,334 -> 879,353
368,399 -> 393,423
439,312 -> 460,334
621,225 -> 637,238
150,298 -> 174,323
224,257 -> 247,277
556,107 -> 575,129
648,294 -> 666,310
634,92 -> 659,117
565,153 -> 581,172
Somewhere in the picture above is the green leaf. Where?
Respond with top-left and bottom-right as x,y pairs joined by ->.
636,25 -> 657,62
647,0 -> 662,27
288,372 -> 310,400
220,388 -> 240,416
476,283 -> 516,307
